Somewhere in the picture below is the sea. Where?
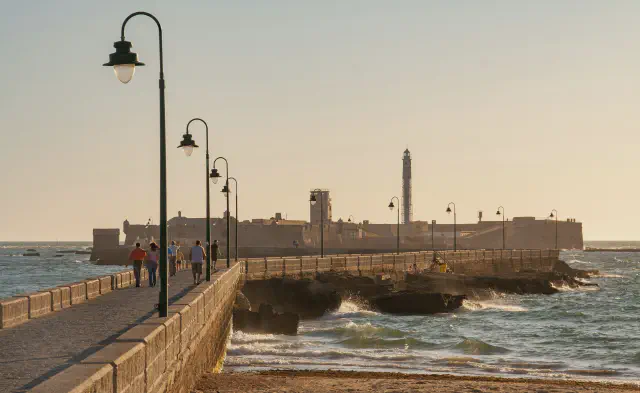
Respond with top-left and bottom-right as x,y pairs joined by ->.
225,241 -> 640,384
0,242 -> 123,299
1,241 -> 639,384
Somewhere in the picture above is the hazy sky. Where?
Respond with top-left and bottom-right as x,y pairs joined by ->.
1,1 -> 638,241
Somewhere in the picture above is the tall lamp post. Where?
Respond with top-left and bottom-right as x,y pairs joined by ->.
446,202 -> 457,251
310,189 -> 324,257
388,197 -> 400,255
228,177 -> 239,261
178,118 -> 212,281
103,11 -> 169,317
210,157 -> 230,268
496,206 -> 505,249
549,209 -> 558,250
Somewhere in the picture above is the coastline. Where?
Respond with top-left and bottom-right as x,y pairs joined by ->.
196,370 -> 640,392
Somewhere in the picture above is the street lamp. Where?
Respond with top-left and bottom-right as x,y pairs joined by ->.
496,206 -> 505,249
228,177 -> 239,261
310,189 -> 324,257
178,118 -> 212,281
211,157 -> 230,268
388,197 -> 400,255
103,11 -> 169,317
347,215 -> 355,223
446,202 -> 457,251
550,209 -> 558,250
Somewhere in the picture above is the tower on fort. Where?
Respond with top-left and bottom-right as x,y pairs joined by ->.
402,149 -> 412,224
309,189 -> 332,224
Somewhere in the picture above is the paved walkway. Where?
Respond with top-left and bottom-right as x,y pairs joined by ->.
0,269 -> 203,393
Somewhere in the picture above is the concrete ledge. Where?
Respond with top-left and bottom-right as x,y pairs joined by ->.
83,341 -> 146,393
58,286 -> 71,308
65,282 -> 87,305
14,292 -> 52,319
117,323 -> 167,393
168,304 -> 194,354
0,297 -> 29,329
39,287 -> 62,311
29,362 -> 114,393
99,275 -> 113,294
85,278 -> 101,300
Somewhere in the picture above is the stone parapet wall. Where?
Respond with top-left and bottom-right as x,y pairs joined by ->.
30,263 -> 242,393
0,263 -> 195,330
244,249 -> 561,280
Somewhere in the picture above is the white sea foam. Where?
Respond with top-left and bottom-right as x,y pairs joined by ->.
462,300 -> 527,312
592,273 -> 625,278
551,283 -> 600,292
322,300 -> 380,320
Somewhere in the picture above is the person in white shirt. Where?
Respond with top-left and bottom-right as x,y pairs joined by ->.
168,241 -> 179,276
190,240 -> 206,284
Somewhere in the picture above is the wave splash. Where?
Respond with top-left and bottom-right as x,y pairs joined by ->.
462,300 -> 527,312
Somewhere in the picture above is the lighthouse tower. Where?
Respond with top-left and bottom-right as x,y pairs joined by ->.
402,149 -> 412,224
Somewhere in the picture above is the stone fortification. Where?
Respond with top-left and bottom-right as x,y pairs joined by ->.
29,263 -> 241,393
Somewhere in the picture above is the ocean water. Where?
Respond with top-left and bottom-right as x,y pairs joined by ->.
0,242 -> 124,299
226,245 -> 640,384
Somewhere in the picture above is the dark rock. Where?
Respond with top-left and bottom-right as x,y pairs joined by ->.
233,303 -> 299,335
552,260 -> 598,279
315,272 -> 393,298
372,291 -> 466,314
241,278 -> 341,319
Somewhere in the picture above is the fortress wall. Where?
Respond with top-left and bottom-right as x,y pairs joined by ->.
30,263 -> 242,393
243,249 -> 561,280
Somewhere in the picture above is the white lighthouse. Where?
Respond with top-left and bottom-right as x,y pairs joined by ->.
402,149 -> 412,224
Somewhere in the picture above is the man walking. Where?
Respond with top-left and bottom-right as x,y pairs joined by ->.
190,240 -> 206,284
211,239 -> 220,271
128,242 -> 146,287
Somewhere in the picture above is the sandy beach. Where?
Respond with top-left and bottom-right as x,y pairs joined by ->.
194,370 -> 640,392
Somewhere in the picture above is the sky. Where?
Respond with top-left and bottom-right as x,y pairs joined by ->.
1,0 -> 639,241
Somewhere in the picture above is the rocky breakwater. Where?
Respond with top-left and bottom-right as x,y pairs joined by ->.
233,292 -> 300,335
400,260 -> 598,298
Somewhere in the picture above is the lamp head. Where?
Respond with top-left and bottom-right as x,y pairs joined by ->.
221,184 -> 230,194
446,206 -> 452,214
178,133 -> 199,156
388,201 -> 395,211
496,209 -> 501,215
550,212 -> 555,218
310,193 -> 317,206
103,40 -> 145,84
210,168 -> 221,184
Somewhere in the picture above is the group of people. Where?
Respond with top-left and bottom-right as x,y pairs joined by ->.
128,239 -> 221,287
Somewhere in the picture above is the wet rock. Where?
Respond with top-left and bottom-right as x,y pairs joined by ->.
241,278 -> 341,319
233,304 -> 299,335
315,272 -> 393,298
372,291 -> 466,314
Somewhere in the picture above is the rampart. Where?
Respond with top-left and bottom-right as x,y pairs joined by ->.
244,249 -> 561,280
28,263 -> 242,393
14,249 -> 558,392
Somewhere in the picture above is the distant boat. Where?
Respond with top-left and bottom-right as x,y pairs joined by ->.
26,248 -> 37,252
23,252 -> 40,257
75,250 -> 92,255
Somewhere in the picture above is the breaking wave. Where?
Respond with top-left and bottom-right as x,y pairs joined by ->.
453,338 -> 510,355
462,300 -> 527,312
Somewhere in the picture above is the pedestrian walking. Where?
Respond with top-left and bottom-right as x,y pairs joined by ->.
168,240 -> 178,276
211,239 -> 221,271
176,246 -> 184,271
128,242 -> 146,287
190,240 -> 206,284
146,242 -> 159,287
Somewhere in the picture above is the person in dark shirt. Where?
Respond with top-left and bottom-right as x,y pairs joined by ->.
211,240 -> 220,271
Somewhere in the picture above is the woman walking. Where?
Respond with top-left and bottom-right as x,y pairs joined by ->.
146,242 -> 159,287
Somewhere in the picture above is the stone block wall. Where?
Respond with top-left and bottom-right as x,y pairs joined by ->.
30,263 -> 242,393
243,249 -> 561,280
